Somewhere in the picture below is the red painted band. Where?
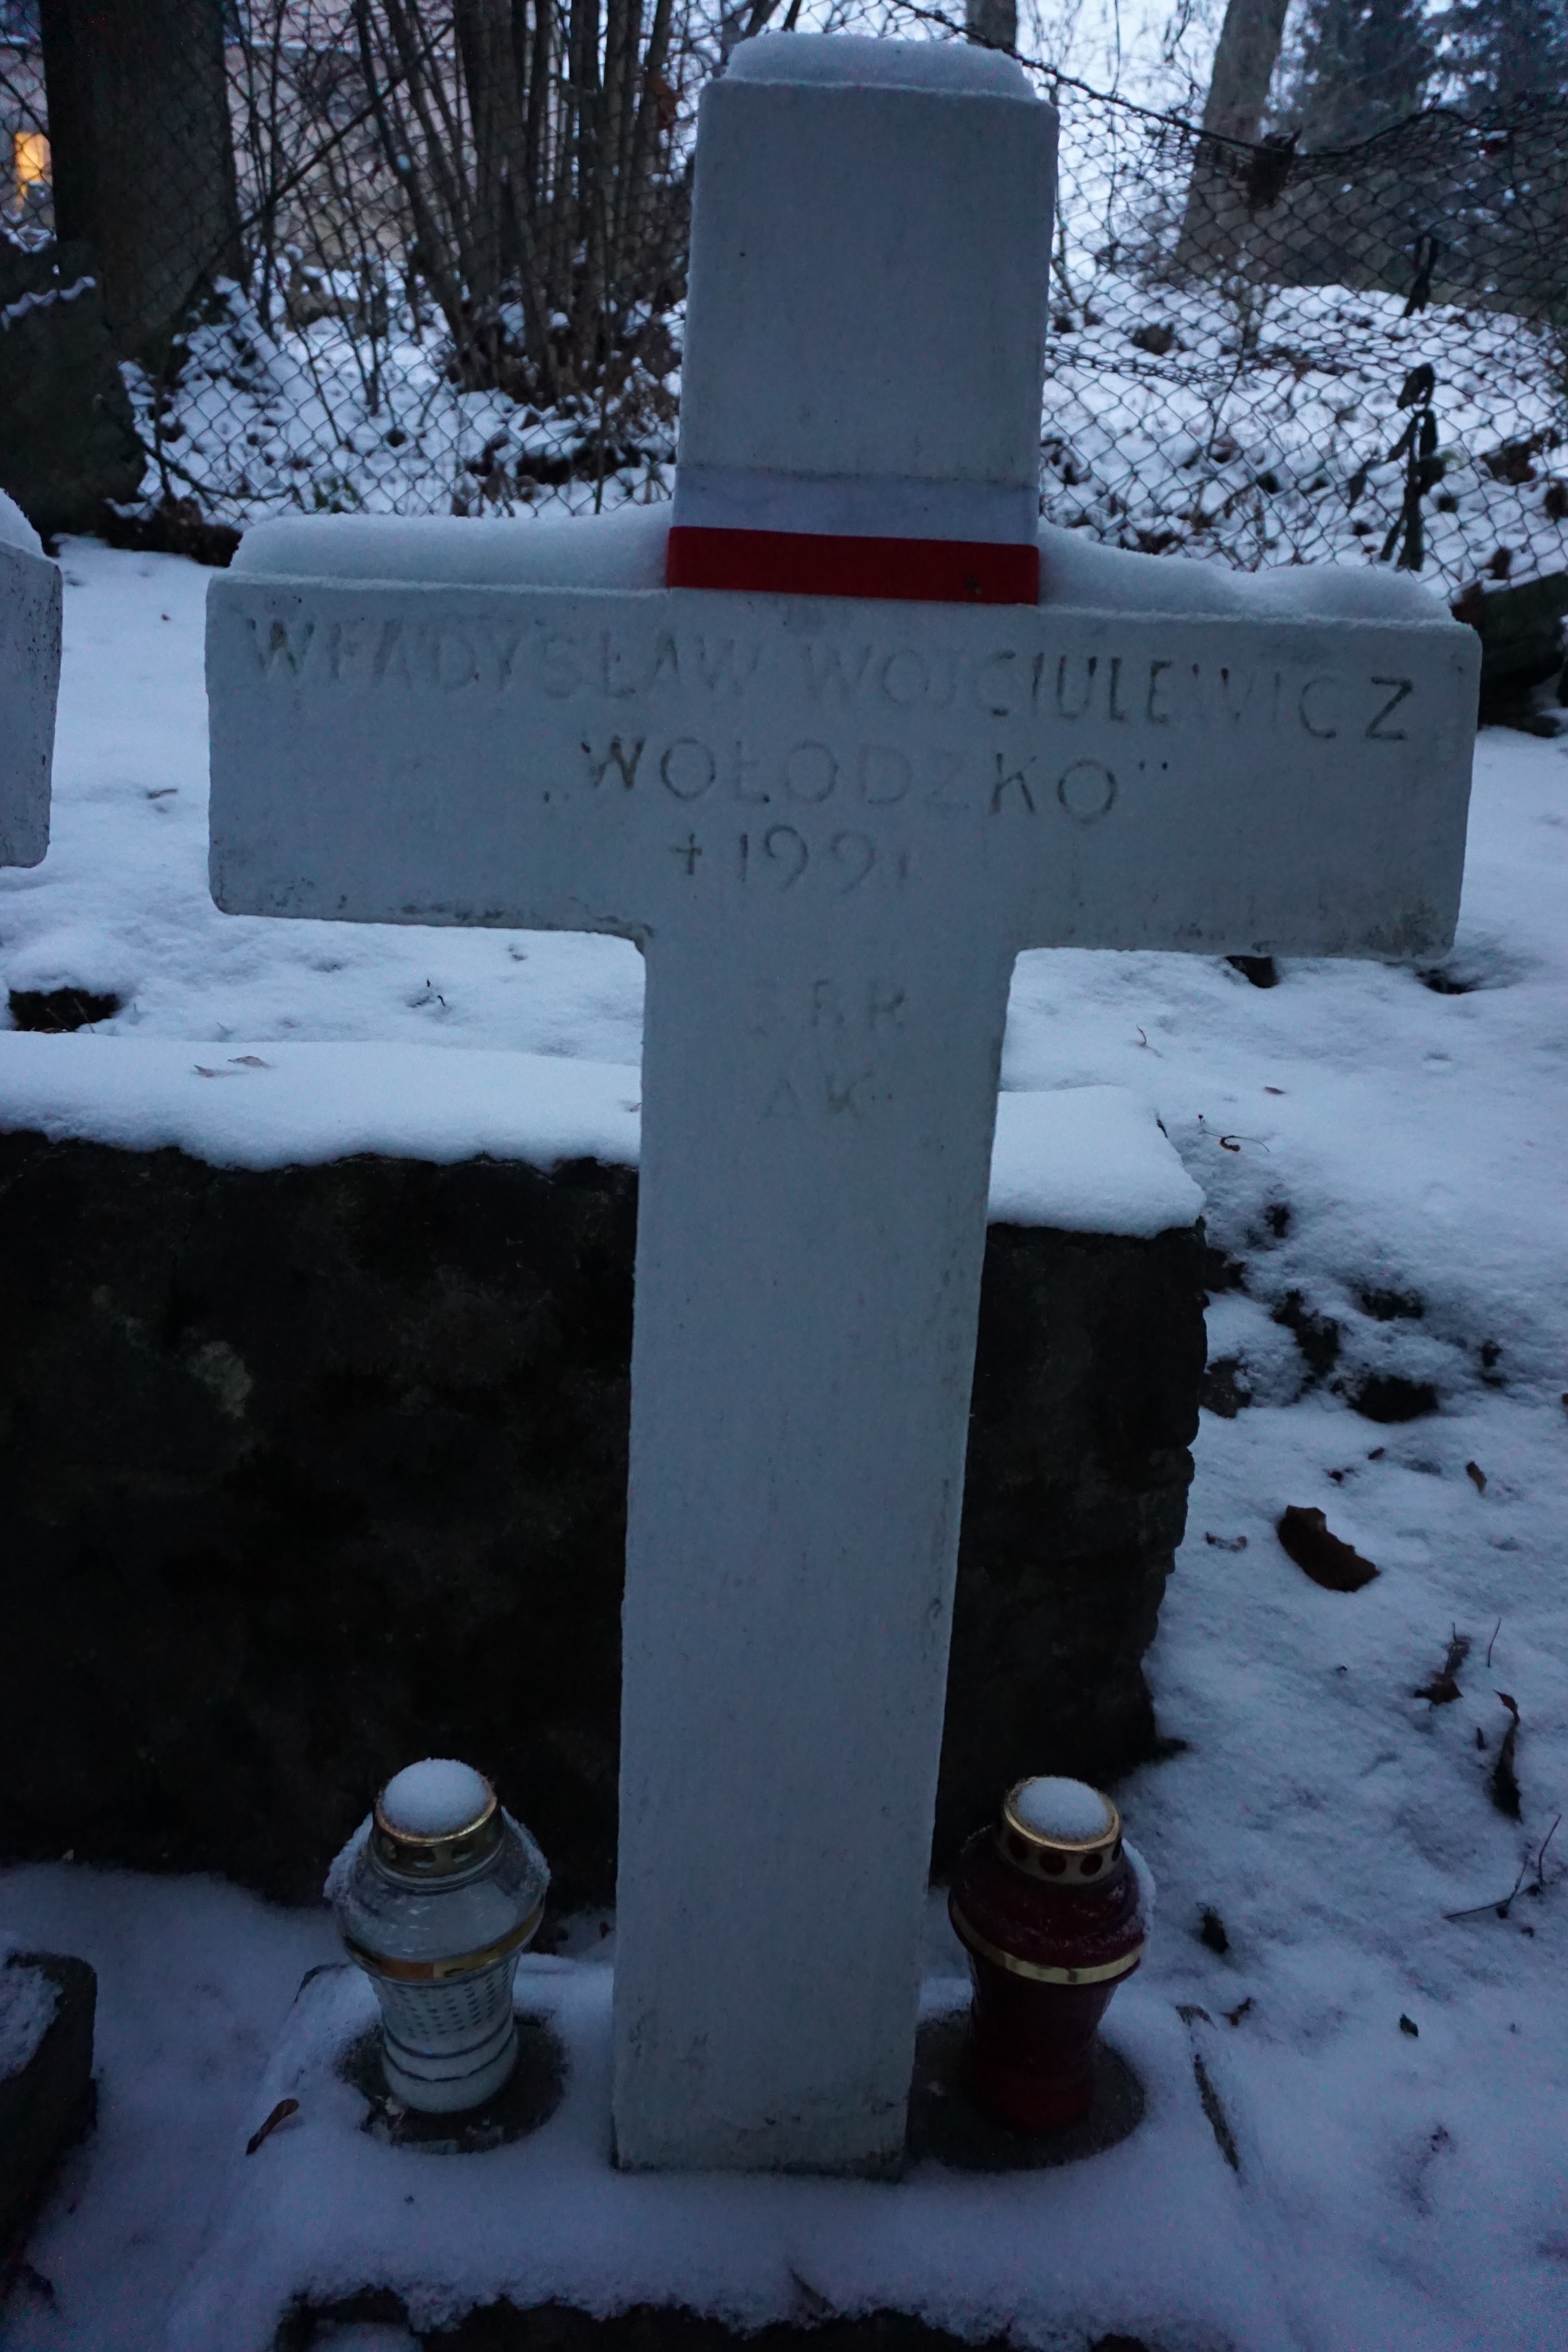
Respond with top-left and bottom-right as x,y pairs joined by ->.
666,524 -> 1039,607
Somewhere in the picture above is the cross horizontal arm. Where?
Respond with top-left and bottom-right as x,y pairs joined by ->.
209,577 -> 1476,962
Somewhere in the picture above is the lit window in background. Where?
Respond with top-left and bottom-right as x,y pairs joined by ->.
14,131 -> 50,207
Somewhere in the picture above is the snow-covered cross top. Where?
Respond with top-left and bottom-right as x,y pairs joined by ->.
207,34 -> 1477,2175
1,490 -> 59,869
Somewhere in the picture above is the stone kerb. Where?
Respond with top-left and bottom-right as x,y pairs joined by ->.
0,493 -> 60,871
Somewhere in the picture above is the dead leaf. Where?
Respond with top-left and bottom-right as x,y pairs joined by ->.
1399,2015 -> 1419,2038
1276,1505 -> 1379,1592
1465,1460 -> 1486,1493
230,1054 -> 271,1069
245,2095 -> 299,2154
1223,1996 -> 1254,2027
1490,1693 -> 1522,1819
1219,1135 -> 1242,1152
1204,1532 -> 1248,1552
1414,1629 -> 1470,1705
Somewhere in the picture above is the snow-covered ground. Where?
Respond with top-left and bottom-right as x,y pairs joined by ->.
1,541 -> 1565,2347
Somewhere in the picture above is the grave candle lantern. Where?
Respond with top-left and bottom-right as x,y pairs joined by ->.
330,1759 -> 548,2114
948,1776 -> 1148,2132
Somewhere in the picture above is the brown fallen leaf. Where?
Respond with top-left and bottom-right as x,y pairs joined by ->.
1204,1532 -> 1248,1552
1415,1628 -> 1470,1705
1465,1460 -> 1486,1493
230,1054 -> 272,1069
1223,1996 -> 1254,2027
1489,1693 -> 1522,1820
1276,1505 -> 1379,1592
246,2096 -> 299,2155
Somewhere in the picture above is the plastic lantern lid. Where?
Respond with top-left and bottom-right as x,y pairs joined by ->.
1009,1776 -> 1117,1845
999,1776 -> 1123,1885
373,1759 -> 499,1878
380,1758 -> 492,1836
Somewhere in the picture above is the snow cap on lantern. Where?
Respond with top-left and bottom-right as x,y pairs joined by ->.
668,33 -> 1057,603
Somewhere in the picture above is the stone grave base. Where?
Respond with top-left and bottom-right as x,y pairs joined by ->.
167,1958 -> 1285,2352
0,1130 -> 1204,1908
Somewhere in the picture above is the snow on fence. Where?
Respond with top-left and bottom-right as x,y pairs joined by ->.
4,3 -> 1567,592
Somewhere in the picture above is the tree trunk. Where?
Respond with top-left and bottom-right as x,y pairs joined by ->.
967,0 -> 1018,50
1179,0 -> 1293,270
1200,0 -> 1293,140
38,0 -> 242,360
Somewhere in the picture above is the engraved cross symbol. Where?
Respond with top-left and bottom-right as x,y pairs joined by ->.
207,35 -> 1476,2176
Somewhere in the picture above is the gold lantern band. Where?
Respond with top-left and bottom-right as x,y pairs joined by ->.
949,1900 -> 1143,1987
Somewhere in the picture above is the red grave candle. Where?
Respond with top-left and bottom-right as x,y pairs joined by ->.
948,1776 -> 1147,2132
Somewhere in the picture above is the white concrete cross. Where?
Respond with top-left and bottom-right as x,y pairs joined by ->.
206,34 -> 1478,2176
0,492 -> 59,869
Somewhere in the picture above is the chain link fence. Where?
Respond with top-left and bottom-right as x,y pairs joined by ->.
3,3 -> 1567,595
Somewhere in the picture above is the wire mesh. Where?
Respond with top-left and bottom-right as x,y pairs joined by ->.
2,4 -> 1565,594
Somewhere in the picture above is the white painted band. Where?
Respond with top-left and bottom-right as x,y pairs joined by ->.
670,465 -> 1039,546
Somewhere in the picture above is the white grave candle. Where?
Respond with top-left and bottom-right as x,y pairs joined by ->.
206,32 -> 1478,2174
0,489 -> 58,869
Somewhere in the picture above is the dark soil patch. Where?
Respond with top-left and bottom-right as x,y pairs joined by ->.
1350,1374 -> 1439,1424
7,988 -> 121,1033
99,495 -> 240,568
1226,955 -> 1278,988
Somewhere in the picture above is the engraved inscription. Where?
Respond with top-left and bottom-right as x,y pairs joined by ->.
1057,760 -> 1117,821
785,743 -> 837,803
660,739 -> 717,799
1298,678 -> 1340,740
992,755 -> 1038,814
755,975 -> 911,1125
761,825 -> 807,887
240,609 -> 1422,761
247,617 -> 315,675
1056,655 -> 1096,720
755,978 -> 908,1036
588,736 -> 644,788
830,831 -> 876,891
860,746 -> 911,804
1367,677 -> 1413,741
